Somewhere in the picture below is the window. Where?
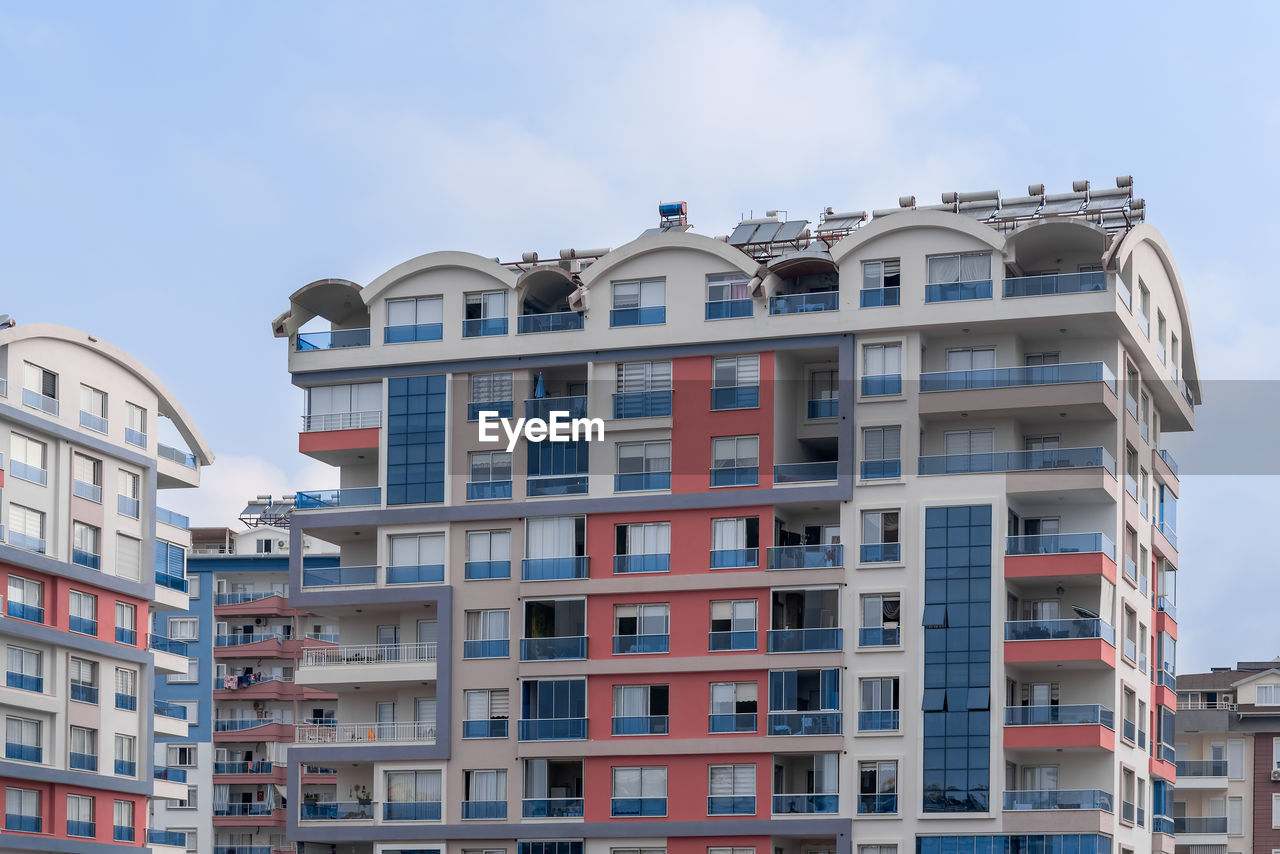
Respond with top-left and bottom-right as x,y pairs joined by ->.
80,385 -> 107,432
613,684 -> 669,734
859,677 -> 900,731
615,522 -> 671,573
117,470 -> 140,518
858,760 -> 898,814
861,426 -> 901,479
706,273 -> 752,318
710,516 -> 759,567
1139,283 -> 1151,336
1121,767 -> 1135,823
769,668 -> 841,733
73,522 -> 101,569
1229,795 -> 1243,835
525,516 -> 586,560
168,658 -> 199,684
464,768 -> 507,809
709,682 -> 757,732
22,362 -> 58,413
464,689 -> 510,738
1229,738 -> 1246,779
5,645 -> 41,692
711,848 -> 754,854
70,658 -> 97,703
70,726 -> 97,767
304,382 -> 381,428
168,617 -> 198,641
946,347 -> 996,372
611,279 -> 666,326
466,530 -> 511,579
709,600 -> 757,650
9,434 -> 47,485
945,429 -> 995,456
116,535 -> 141,580
860,593 -> 901,646
1157,311 -> 1167,362
5,787 -> 40,832
167,786 -> 196,809
468,372 -> 514,418
808,368 -> 838,417
862,344 -> 902,396
113,800 -> 133,841
861,847 -> 897,854
468,450 -> 513,499
711,355 -> 760,409
69,591 -> 97,635
708,764 -> 755,814
73,453 -> 102,501
926,253 -> 992,301
388,533 -> 446,584
167,744 -> 198,767
115,602 -> 136,644
711,435 -> 759,486
7,575 -> 43,620
611,766 -> 667,815
861,259 -> 901,306
1258,684 -> 1280,706
386,295 -> 444,342
66,794 -> 93,836
125,402 -> 147,446
860,510 -> 900,562
5,716 -> 41,762
616,442 -> 671,492
385,770 -> 444,817
114,734 -> 135,776
614,604 -> 670,654
464,609 -> 510,658
464,290 -> 508,337
115,669 -> 137,711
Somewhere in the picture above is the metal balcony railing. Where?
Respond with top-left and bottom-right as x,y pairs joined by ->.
300,642 -> 437,666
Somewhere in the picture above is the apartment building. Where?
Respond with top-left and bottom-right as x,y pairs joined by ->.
1174,659 -> 1280,854
271,179 -> 1197,854
151,500 -> 340,854
0,319 -> 211,853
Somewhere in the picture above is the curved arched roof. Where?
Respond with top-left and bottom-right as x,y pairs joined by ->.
1,323 -> 213,466
829,209 -> 1004,263
360,250 -> 519,304
579,231 -> 756,289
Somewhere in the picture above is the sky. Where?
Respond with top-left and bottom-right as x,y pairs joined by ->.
1,1 -> 1277,674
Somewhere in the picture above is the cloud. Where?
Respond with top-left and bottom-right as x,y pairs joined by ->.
159,453 -> 334,529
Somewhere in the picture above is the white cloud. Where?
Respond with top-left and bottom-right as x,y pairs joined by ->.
160,453 -> 334,529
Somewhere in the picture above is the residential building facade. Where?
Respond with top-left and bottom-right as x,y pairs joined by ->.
0,320 -> 211,853
271,179 -> 1198,854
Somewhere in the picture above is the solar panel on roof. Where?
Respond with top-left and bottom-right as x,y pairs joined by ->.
1039,197 -> 1087,216
774,220 -> 808,241
1084,192 -> 1130,212
750,221 -> 783,243
995,202 -> 1041,219
816,216 -> 859,233
958,204 -> 999,220
728,223 -> 759,244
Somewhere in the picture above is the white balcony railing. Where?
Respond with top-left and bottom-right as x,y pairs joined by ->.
302,411 -> 382,432
1176,699 -> 1238,711
294,721 -> 436,744
299,642 -> 437,667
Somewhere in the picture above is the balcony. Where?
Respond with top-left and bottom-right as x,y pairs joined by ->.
1006,533 -> 1117,562
706,298 -> 753,319
773,461 -> 837,483
115,692 -> 138,711
67,820 -> 95,838
297,642 -> 437,686
861,374 -> 902,396
615,471 -> 671,492
613,634 -> 670,655
768,544 -> 843,569
1157,596 -> 1176,620
386,563 -> 445,584
383,801 -> 442,821
301,565 -> 376,587
299,801 -> 376,821
807,398 -> 838,419
9,459 -> 46,485
520,636 -> 587,660
857,793 -> 898,814
117,494 -> 140,518
467,400 -> 513,420
69,752 -> 97,771
21,388 -> 58,415
612,715 -> 669,735
1006,619 -> 1115,643
302,410 -> 382,431
214,761 -> 274,775
526,475 -> 588,496
149,830 -> 188,848
462,800 -> 508,819
767,627 -> 842,652
1159,448 -> 1179,477
462,317 -> 508,338
383,323 -> 441,344
860,459 -> 901,480
150,635 -> 190,656
1002,271 -> 1106,297
1003,789 -> 1113,811
521,556 -> 588,581
72,479 -> 102,502
1174,816 -> 1228,835
1004,704 -> 1114,728
114,759 -> 136,776
295,487 -> 380,509
773,793 -> 837,814
6,601 -> 43,622
707,796 -> 755,815
921,361 -> 1116,394
860,287 -> 900,307
924,279 -> 992,302
463,639 -> 509,659
518,718 -> 587,741
711,385 -> 759,410
1157,521 -> 1178,549
860,542 -> 900,563
710,547 -> 758,568
298,328 -> 371,349
611,306 -> 666,327
465,559 -> 511,579
154,767 -> 188,783
72,548 -> 100,570
519,311 -> 584,334
710,466 -> 759,487
709,713 -> 756,733
125,427 -> 147,448
4,742 -> 40,762
770,291 -> 838,314
1176,759 -> 1229,780
611,797 -> 666,817
858,627 -> 900,647
467,480 -> 512,500
6,672 -> 42,693
857,710 -> 899,731
613,553 -> 670,573
294,721 -> 436,745
70,684 -> 98,703
612,389 -> 672,419
5,814 -> 41,833
919,446 -> 1116,476
768,711 -> 842,736
158,443 -> 198,468
522,798 -> 583,818
709,630 -> 756,651
215,632 -> 281,648
462,719 -> 508,739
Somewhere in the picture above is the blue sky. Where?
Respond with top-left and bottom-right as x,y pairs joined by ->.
2,1 -> 1276,673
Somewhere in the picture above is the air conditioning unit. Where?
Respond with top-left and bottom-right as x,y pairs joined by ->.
277,540 -> 286,549
1271,769 -> 1280,782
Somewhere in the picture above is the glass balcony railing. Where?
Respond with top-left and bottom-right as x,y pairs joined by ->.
710,547 -> 757,568
149,830 -> 187,847
860,542 -> 901,563
767,544 -> 843,569
709,712 -> 756,733
115,692 -> 137,711
462,719 -> 508,739
1159,448 -> 1180,476
1126,474 -> 1138,499
156,506 -> 190,529
383,801 -> 442,821
711,385 -> 759,410
386,563 -> 445,584
767,627 -> 842,652
1174,817 -> 1229,834
859,627 -> 900,647
158,443 -> 198,468
21,388 -> 58,415
79,410 -> 108,433
857,793 -> 898,814
767,711 -> 841,735
114,759 -> 136,776
295,487 -> 380,509
72,479 -> 102,502
860,459 -> 901,480
467,480 -> 512,500
467,400 -> 513,420
919,446 -> 1116,476
464,560 -> 511,580
1157,596 -> 1176,620
611,797 -> 666,817
67,820 -> 95,837
1004,705 -> 1114,728
773,793 -> 837,814
861,374 -> 902,396
5,814 -> 41,833
4,742 -> 40,762
615,471 -> 671,492
1002,271 -> 1107,298
1176,759 -> 1229,777
154,767 -> 188,782
155,569 -> 189,593
149,635 -> 190,656
920,361 -> 1116,394
860,286 -> 900,307
613,389 -> 673,418
612,715 -> 669,735
770,291 -> 838,314
1158,521 -> 1178,549
517,718 -> 587,741
709,630 -> 757,651
613,634 -> 669,654
706,298 -> 753,319
70,684 -> 98,703
6,601 -> 43,622
526,475 -> 588,496
1158,670 -> 1176,691
298,328 -> 372,349
1124,556 -> 1138,583
72,548 -> 100,570
462,318 -> 508,338
1005,618 -> 1116,644
858,710 -> 899,731
1137,312 -> 1150,338
522,798 -> 584,818
125,427 -> 147,448
521,555 -> 588,580
807,397 -> 838,418
301,565 -> 376,587
69,752 -> 97,771
462,639 -> 509,659
1006,533 -> 1117,562
924,280 -> 992,303
1152,815 -> 1174,835
461,800 -> 508,819
707,795 -> 755,815
518,311 -> 584,334
7,531 -> 45,555
520,636 -> 587,661
299,801 -> 375,821
214,760 -> 273,775
613,553 -> 670,573
773,461 -> 837,483
117,494 -> 140,518
710,466 -> 758,487
69,616 -> 97,636
9,460 -> 47,485
1003,789 -> 1113,811
610,305 -> 666,327
6,672 -> 42,692
383,322 -> 442,344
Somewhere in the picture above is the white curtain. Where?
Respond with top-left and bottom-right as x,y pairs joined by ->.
928,255 -> 960,284
388,299 -> 416,326
639,280 -> 665,307
526,517 -> 574,558
628,523 -> 669,555
712,518 -> 744,551
638,605 -> 669,635
615,685 -> 648,717
418,297 -> 443,323
525,759 -> 548,798
469,770 -> 505,801
814,754 -> 839,793
960,252 -> 991,282
212,784 -> 230,812
613,768 -> 640,798
466,690 -> 489,721
710,683 -> 734,715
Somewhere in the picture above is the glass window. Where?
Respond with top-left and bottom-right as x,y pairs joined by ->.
387,296 -> 443,326
80,385 -> 107,420
862,426 -> 901,461
712,436 -> 758,468
946,347 -> 996,371
614,604 -> 669,637
712,355 -> 759,388
864,344 -> 902,376
612,279 -> 665,310
707,273 -> 749,302
470,372 -> 514,403
862,259 -> 901,290
466,291 -> 507,319
617,442 -> 671,475
116,536 -> 141,580
470,451 -> 512,483
126,403 -> 147,436
467,530 -> 511,562
465,610 -> 510,642
927,252 -> 990,283
9,434 -> 47,484
389,533 -> 445,567
66,794 -> 93,833
23,362 -> 57,402
710,600 -> 756,633
862,510 -> 899,545
616,361 -> 671,392
616,523 -> 671,556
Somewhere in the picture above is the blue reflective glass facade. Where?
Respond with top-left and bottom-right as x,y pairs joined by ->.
387,375 -> 446,505
922,504 -> 991,813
